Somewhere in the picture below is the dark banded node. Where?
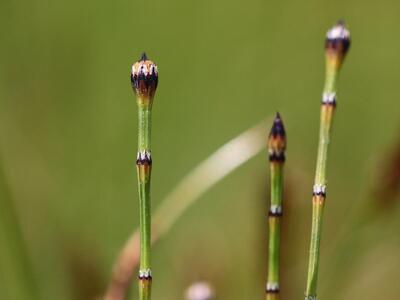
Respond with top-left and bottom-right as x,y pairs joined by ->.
266,288 -> 280,294
312,192 -> 326,197
312,184 -> 326,197
131,52 -> 158,100
138,274 -> 152,281
138,269 -> 152,280
266,283 -> 280,294
268,205 -> 283,217
136,151 -> 152,165
321,92 -> 337,107
269,152 -> 285,163
268,211 -> 283,217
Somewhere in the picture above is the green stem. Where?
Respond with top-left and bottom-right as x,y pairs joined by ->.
266,163 -> 283,300
137,102 -> 152,300
323,67 -> 337,94
266,115 -> 286,300
138,105 -> 152,152
305,69 -> 338,300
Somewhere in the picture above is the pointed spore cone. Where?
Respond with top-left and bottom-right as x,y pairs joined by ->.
325,21 -> 351,70
268,113 -> 286,162
131,53 -> 158,102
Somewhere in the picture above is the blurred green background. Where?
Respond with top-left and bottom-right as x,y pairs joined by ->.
1,0 -> 400,299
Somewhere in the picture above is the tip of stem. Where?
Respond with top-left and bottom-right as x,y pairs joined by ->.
268,114 -> 286,161
337,19 -> 345,26
131,54 -> 159,101
326,21 -> 350,40
325,20 -> 351,69
140,52 -> 148,61
270,113 -> 286,138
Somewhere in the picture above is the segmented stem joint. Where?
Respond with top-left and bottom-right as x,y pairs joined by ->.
268,205 -> 283,217
137,150 -> 152,165
321,92 -> 336,106
269,152 -> 285,162
266,282 -> 280,293
312,184 -> 326,197
138,269 -> 152,280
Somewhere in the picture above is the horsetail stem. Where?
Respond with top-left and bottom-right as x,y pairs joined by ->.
131,52 -> 158,300
266,113 -> 286,300
305,22 -> 350,300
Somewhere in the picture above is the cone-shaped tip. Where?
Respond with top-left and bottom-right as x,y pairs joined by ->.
270,112 -> 286,138
140,52 -> 148,61
336,19 -> 345,26
325,21 -> 351,68
268,113 -> 286,162
131,53 -> 158,101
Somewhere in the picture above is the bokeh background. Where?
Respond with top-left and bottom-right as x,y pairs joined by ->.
1,0 -> 400,299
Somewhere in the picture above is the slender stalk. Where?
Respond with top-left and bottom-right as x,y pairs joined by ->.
137,104 -> 152,300
305,22 -> 351,300
266,113 -> 286,300
131,53 -> 158,300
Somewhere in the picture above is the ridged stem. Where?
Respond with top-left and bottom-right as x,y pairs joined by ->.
305,67 -> 338,300
138,105 -> 152,152
266,163 -> 283,300
137,102 -> 152,300
266,115 -> 286,300
305,20 -> 351,298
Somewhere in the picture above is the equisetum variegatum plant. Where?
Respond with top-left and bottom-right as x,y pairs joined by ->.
131,53 -> 158,300
304,21 -> 351,300
266,113 -> 286,300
